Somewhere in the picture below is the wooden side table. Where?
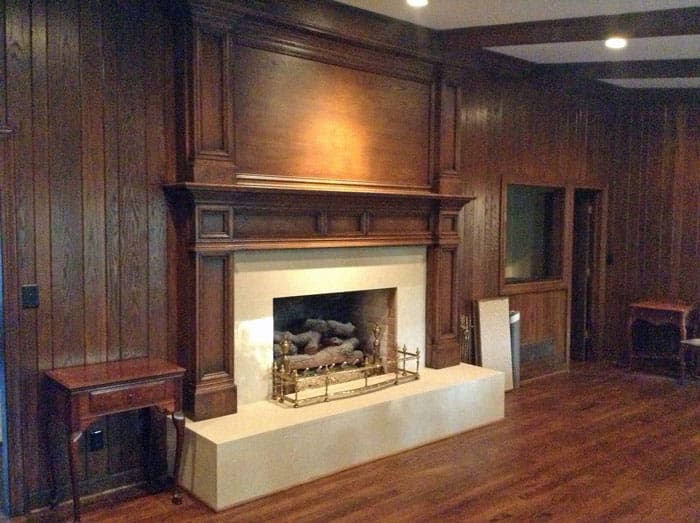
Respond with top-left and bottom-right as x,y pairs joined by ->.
627,300 -> 697,383
45,357 -> 186,522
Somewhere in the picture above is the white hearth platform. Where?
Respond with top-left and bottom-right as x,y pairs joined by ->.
178,363 -> 504,511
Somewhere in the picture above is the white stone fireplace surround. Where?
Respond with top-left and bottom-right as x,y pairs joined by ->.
179,246 -> 505,510
234,246 -> 427,405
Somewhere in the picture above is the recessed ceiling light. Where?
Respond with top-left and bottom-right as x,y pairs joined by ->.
605,37 -> 627,49
407,0 -> 428,7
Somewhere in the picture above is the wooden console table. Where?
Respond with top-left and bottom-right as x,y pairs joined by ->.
627,300 -> 697,383
45,357 -> 186,522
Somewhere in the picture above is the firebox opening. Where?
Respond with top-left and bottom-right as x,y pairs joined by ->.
273,288 -> 397,372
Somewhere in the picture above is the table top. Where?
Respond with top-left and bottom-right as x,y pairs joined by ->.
629,300 -> 696,313
45,357 -> 185,392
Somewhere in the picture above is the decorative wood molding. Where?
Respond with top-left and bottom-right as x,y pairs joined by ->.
166,183 -> 473,417
230,20 -> 435,84
166,183 -> 472,249
193,25 -> 234,160
187,0 -> 438,64
234,172 -> 432,194
434,67 -> 463,195
165,0 -> 476,419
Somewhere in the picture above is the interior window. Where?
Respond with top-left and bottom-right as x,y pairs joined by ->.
505,185 -> 564,284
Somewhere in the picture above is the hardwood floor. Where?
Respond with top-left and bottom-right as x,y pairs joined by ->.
17,361 -> 700,522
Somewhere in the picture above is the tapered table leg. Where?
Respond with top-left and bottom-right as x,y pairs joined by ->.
68,430 -> 83,522
171,411 -> 185,504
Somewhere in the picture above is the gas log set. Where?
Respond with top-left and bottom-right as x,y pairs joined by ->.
273,318 -> 368,371
272,319 -> 419,408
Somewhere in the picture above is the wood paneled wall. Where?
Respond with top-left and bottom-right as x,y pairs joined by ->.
459,77 -> 613,368
1,0 -> 697,516
2,0 -> 174,513
605,101 -> 700,359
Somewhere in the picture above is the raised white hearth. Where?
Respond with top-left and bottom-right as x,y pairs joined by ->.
179,363 -> 504,511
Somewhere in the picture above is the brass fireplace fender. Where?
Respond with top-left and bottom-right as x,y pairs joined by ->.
272,345 -> 421,408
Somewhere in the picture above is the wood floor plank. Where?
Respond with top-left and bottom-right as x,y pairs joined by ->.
16,362 -> 700,522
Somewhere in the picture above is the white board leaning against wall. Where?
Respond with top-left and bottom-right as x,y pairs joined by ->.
476,297 -> 513,391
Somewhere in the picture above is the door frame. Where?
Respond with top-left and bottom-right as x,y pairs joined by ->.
571,186 -> 608,360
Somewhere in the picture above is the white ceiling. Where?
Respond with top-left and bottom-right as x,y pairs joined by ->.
334,0 -> 700,89
335,0 -> 700,30
487,35 -> 700,63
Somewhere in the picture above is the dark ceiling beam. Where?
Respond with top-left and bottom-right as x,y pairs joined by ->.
541,59 -> 700,79
439,7 -> 700,51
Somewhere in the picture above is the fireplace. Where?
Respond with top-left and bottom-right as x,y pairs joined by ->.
163,0 -> 476,421
233,246 -> 426,405
272,288 -> 397,369
166,183 -> 470,419
166,5 -> 502,510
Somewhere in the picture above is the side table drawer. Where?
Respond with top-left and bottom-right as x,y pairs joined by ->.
89,380 -> 167,415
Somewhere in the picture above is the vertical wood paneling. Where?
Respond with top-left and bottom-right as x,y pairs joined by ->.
103,0 -> 121,363
605,101 -> 700,358
145,8 -> 173,361
48,0 -> 85,368
0,135 -> 25,514
3,0 -> 24,513
31,0 -> 53,375
3,0 -> 175,512
81,0 -> 111,472
8,0 -> 42,499
0,3 -> 20,511
117,2 -> 149,359
80,0 -> 107,364
459,77 -> 610,372
676,108 -> 700,307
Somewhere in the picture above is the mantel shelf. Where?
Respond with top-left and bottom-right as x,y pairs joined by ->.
164,182 -> 475,208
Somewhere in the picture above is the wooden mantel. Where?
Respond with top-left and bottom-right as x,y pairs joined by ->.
165,0 -> 475,420
166,182 -> 473,420
165,182 -> 473,250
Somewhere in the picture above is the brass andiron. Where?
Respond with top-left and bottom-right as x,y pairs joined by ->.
371,324 -> 381,366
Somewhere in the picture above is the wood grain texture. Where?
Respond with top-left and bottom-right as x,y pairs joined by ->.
232,46 -> 431,188
2,0 -> 176,514
6,0 -> 40,504
35,362 -> 700,523
509,289 -> 569,380
80,0 -> 107,365
1,0 -> 696,516
458,76 -> 610,373
604,102 -> 700,362
117,1 -> 149,360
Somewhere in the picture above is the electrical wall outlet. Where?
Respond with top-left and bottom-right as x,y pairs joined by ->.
21,284 -> 39,309
88,429 -> 104,451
